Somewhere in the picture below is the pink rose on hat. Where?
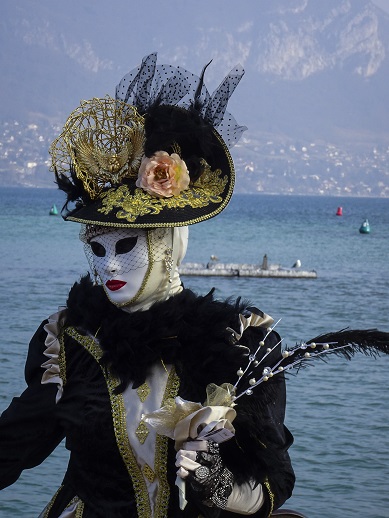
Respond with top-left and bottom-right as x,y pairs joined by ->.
136,151 -> 190,198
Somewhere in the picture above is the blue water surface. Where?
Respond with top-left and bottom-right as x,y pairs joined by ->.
0,188 -> 388,518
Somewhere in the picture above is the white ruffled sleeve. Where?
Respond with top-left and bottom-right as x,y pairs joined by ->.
41,311 -> 66,403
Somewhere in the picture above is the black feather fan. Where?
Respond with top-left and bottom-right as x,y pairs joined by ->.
306,328 -> 389,357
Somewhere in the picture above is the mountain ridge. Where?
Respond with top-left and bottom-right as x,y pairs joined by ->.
1,0 -> 388,195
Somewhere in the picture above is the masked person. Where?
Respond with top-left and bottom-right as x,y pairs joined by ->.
2,52 -> 389,518
0,53 -> 296,517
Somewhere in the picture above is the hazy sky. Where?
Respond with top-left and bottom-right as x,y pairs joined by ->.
372,0 -> 389,12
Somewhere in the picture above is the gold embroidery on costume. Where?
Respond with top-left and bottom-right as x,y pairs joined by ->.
136,382 -> 151,402
41,488 -> 84,518
97,164 -> 227,223
154,365 -> 180,516
143,463 -> 156,482
65,328 -> 151,516
58,332 -> 67,388
75,500 -> 85,517
66,327 -> 180,518
135,421 -> 150,444
264,478 -> 275,516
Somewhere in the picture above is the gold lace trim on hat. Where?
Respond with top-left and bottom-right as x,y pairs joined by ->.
97,161 -> 227,223
65,327 -> 180,518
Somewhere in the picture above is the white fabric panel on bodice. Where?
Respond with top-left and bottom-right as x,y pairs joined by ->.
122,362 -> 170,515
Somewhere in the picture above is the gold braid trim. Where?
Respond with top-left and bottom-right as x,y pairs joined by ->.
263,477 -> 275,517
58,331 -> 67,388
75,500 -> 85,517
41,486 -> 84,518
154,367 -> 180,516
66,327 -> 180,518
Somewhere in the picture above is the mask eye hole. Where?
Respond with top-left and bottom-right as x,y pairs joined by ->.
116,236 -> 138,255
90,241 -> 106,257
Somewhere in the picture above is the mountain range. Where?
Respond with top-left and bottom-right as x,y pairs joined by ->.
1,0 -> 389,195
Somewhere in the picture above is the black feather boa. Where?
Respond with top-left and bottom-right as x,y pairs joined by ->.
65,275 -> 252,396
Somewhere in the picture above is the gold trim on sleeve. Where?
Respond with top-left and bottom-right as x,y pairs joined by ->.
75,500 -> 85,517
264,478 -> 275,517
58,331 -> 67,388
40,485 -> 63,518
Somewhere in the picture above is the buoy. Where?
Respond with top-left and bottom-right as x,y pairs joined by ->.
359,219 -> 370,234
49,204 -> 58,216
336,206 -> 343,216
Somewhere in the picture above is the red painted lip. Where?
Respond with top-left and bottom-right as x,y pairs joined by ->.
106,280 -> 127,291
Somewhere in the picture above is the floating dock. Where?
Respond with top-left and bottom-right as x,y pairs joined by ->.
179,262 -> 317,279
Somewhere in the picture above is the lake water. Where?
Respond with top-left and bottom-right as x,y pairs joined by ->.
0,187 -> 388,517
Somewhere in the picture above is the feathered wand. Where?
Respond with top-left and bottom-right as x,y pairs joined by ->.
233,326 -> 389,401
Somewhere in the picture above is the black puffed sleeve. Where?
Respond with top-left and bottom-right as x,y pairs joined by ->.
174,293 -> 295,517
0,321 -> 65,489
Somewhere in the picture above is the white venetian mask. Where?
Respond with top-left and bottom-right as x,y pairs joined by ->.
82,225 -> 189,310
89,228 -> 150,306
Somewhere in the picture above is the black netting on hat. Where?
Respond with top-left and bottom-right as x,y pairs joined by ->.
115,53 -> 247,149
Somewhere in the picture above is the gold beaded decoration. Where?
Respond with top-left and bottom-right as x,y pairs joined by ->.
136,382 -> 151,402
143,463 -> 156,483
40,489 -> 84,518
135,421 -> 150,445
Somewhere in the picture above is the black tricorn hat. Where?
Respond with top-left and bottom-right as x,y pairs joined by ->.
50,53 -> 246,228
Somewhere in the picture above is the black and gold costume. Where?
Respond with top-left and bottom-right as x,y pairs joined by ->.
0,276 -> 295,517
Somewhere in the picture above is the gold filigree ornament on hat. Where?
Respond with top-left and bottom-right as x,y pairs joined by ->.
50,97 -> 145,200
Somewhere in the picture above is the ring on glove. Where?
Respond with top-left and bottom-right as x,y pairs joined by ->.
194,465 -> 211,480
